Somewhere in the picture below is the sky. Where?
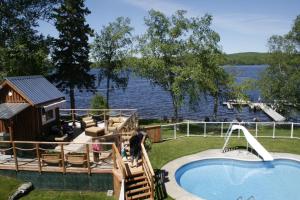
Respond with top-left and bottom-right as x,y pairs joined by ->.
38,0 -> 300,54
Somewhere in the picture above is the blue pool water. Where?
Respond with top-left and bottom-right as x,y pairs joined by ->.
176,159 -> 300,200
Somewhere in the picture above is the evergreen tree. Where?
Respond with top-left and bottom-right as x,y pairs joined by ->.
0,0 -> 60,80
52,0 -> 95,109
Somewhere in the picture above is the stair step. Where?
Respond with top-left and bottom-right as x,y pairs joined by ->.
126,186 -> 150,195
126,191 -> 151,200
126,180 -> 148,189
126,175 -> 146,182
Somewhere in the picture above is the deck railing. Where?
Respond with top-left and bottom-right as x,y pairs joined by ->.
112,143 -> 127,199
158,121 -> 300,141
141,143 -> 155,199
59,108 -> 138,125
0,140 -> 114,174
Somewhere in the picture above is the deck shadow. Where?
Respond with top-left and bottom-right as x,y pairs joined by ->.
154,169 -> 169,200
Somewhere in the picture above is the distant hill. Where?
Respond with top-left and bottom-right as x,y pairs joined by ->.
223,52 -> 269,65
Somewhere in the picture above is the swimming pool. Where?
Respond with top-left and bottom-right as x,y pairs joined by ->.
176,159 -> 300,200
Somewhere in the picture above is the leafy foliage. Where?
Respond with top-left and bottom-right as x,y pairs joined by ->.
90,93 -> 108,110
258,15 -> 300,110
91,17 -> 133,108
136,10 -> 234,120
0,0 -> 60,79
51,0 -> 95,109
223,52 -> 269,65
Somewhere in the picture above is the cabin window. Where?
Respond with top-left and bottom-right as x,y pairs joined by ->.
42,109 -> 56,125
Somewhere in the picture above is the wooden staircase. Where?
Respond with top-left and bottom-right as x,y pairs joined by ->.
125,170 -> 151,200
112,134 -> 155,200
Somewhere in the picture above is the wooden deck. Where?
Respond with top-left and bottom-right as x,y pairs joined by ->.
0,152 -> 113,174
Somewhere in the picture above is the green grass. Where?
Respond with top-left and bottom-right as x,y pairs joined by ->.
0,175 -> 115,200
0,175 -> 22,199
22,190 -> 115,200
149,137 -> 300,169
149,136 -> 300,200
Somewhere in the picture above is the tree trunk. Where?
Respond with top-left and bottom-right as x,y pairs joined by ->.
213,95 -> 218,120
170,91 -> 178,122
106,77 -> 110,109
70,86 -> 75,110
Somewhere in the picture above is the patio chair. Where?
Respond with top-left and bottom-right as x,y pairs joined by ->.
81,116 -> 96,129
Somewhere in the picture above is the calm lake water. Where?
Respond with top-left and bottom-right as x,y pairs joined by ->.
64,65 -> 286,122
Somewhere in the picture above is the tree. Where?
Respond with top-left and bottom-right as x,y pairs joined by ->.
91,17 -> 133,108
52,0 -> 95,110
90,93 -> 108,110
137,10 -> 228,121
258,15 -> 300,111
0,0 -> 60,80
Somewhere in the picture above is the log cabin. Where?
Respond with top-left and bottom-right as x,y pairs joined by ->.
0,76 -> 65,141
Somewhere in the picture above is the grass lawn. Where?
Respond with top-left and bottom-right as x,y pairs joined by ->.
149,136 -> 300,169
0,175 -> 115,200
0,175 -> 22,199
148,136 -> 300,200
22,190 -> 115,200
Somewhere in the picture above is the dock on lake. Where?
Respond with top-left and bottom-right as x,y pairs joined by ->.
223,100 -> 286,122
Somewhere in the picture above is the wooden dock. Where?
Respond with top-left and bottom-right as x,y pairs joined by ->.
223,100 -> 286,122
255,103 -> 286,122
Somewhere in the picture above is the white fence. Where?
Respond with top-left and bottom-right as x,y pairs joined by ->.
159,121 -> 300,140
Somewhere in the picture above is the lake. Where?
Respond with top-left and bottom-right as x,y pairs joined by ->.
65,65 -> 281,122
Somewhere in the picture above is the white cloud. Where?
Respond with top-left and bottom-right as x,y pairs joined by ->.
123,0 -> 289,37
123,0 -> 192,15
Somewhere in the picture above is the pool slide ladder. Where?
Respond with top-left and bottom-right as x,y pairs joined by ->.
237,195 -> 256,200
222,124 -> 274,161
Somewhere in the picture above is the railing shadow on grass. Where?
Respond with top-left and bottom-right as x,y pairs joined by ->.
154,169 -> 169,200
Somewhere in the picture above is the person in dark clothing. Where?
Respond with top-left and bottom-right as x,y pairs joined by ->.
129,129 -> 144,167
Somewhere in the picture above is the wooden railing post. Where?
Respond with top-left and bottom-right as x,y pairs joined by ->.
12,142 -> 18,171
86,144 -> 91,175
61,144 -> 65,174
36,143 -> 42,173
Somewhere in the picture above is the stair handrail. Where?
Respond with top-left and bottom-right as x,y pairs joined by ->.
112,143 -> 127,178
141,142 -> 155,199
118,179 -> 125,200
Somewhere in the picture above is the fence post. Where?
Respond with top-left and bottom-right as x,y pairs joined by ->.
291,123 -> 294,138
238,123 -> 241,138
204,122 -> 206,137
221,122 -> 224,137
61,144 -> 66,174
174,124 -> 177,139
86,144 -> 91,175
187,121 -> 190,137
255,123 -> 258,138
36,143 -> 42,173
71,109 -> 75,125
273,122 -> 276,139
12,142 -> 18,172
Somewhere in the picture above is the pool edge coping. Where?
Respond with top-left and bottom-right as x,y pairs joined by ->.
161,149 -> 300,200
